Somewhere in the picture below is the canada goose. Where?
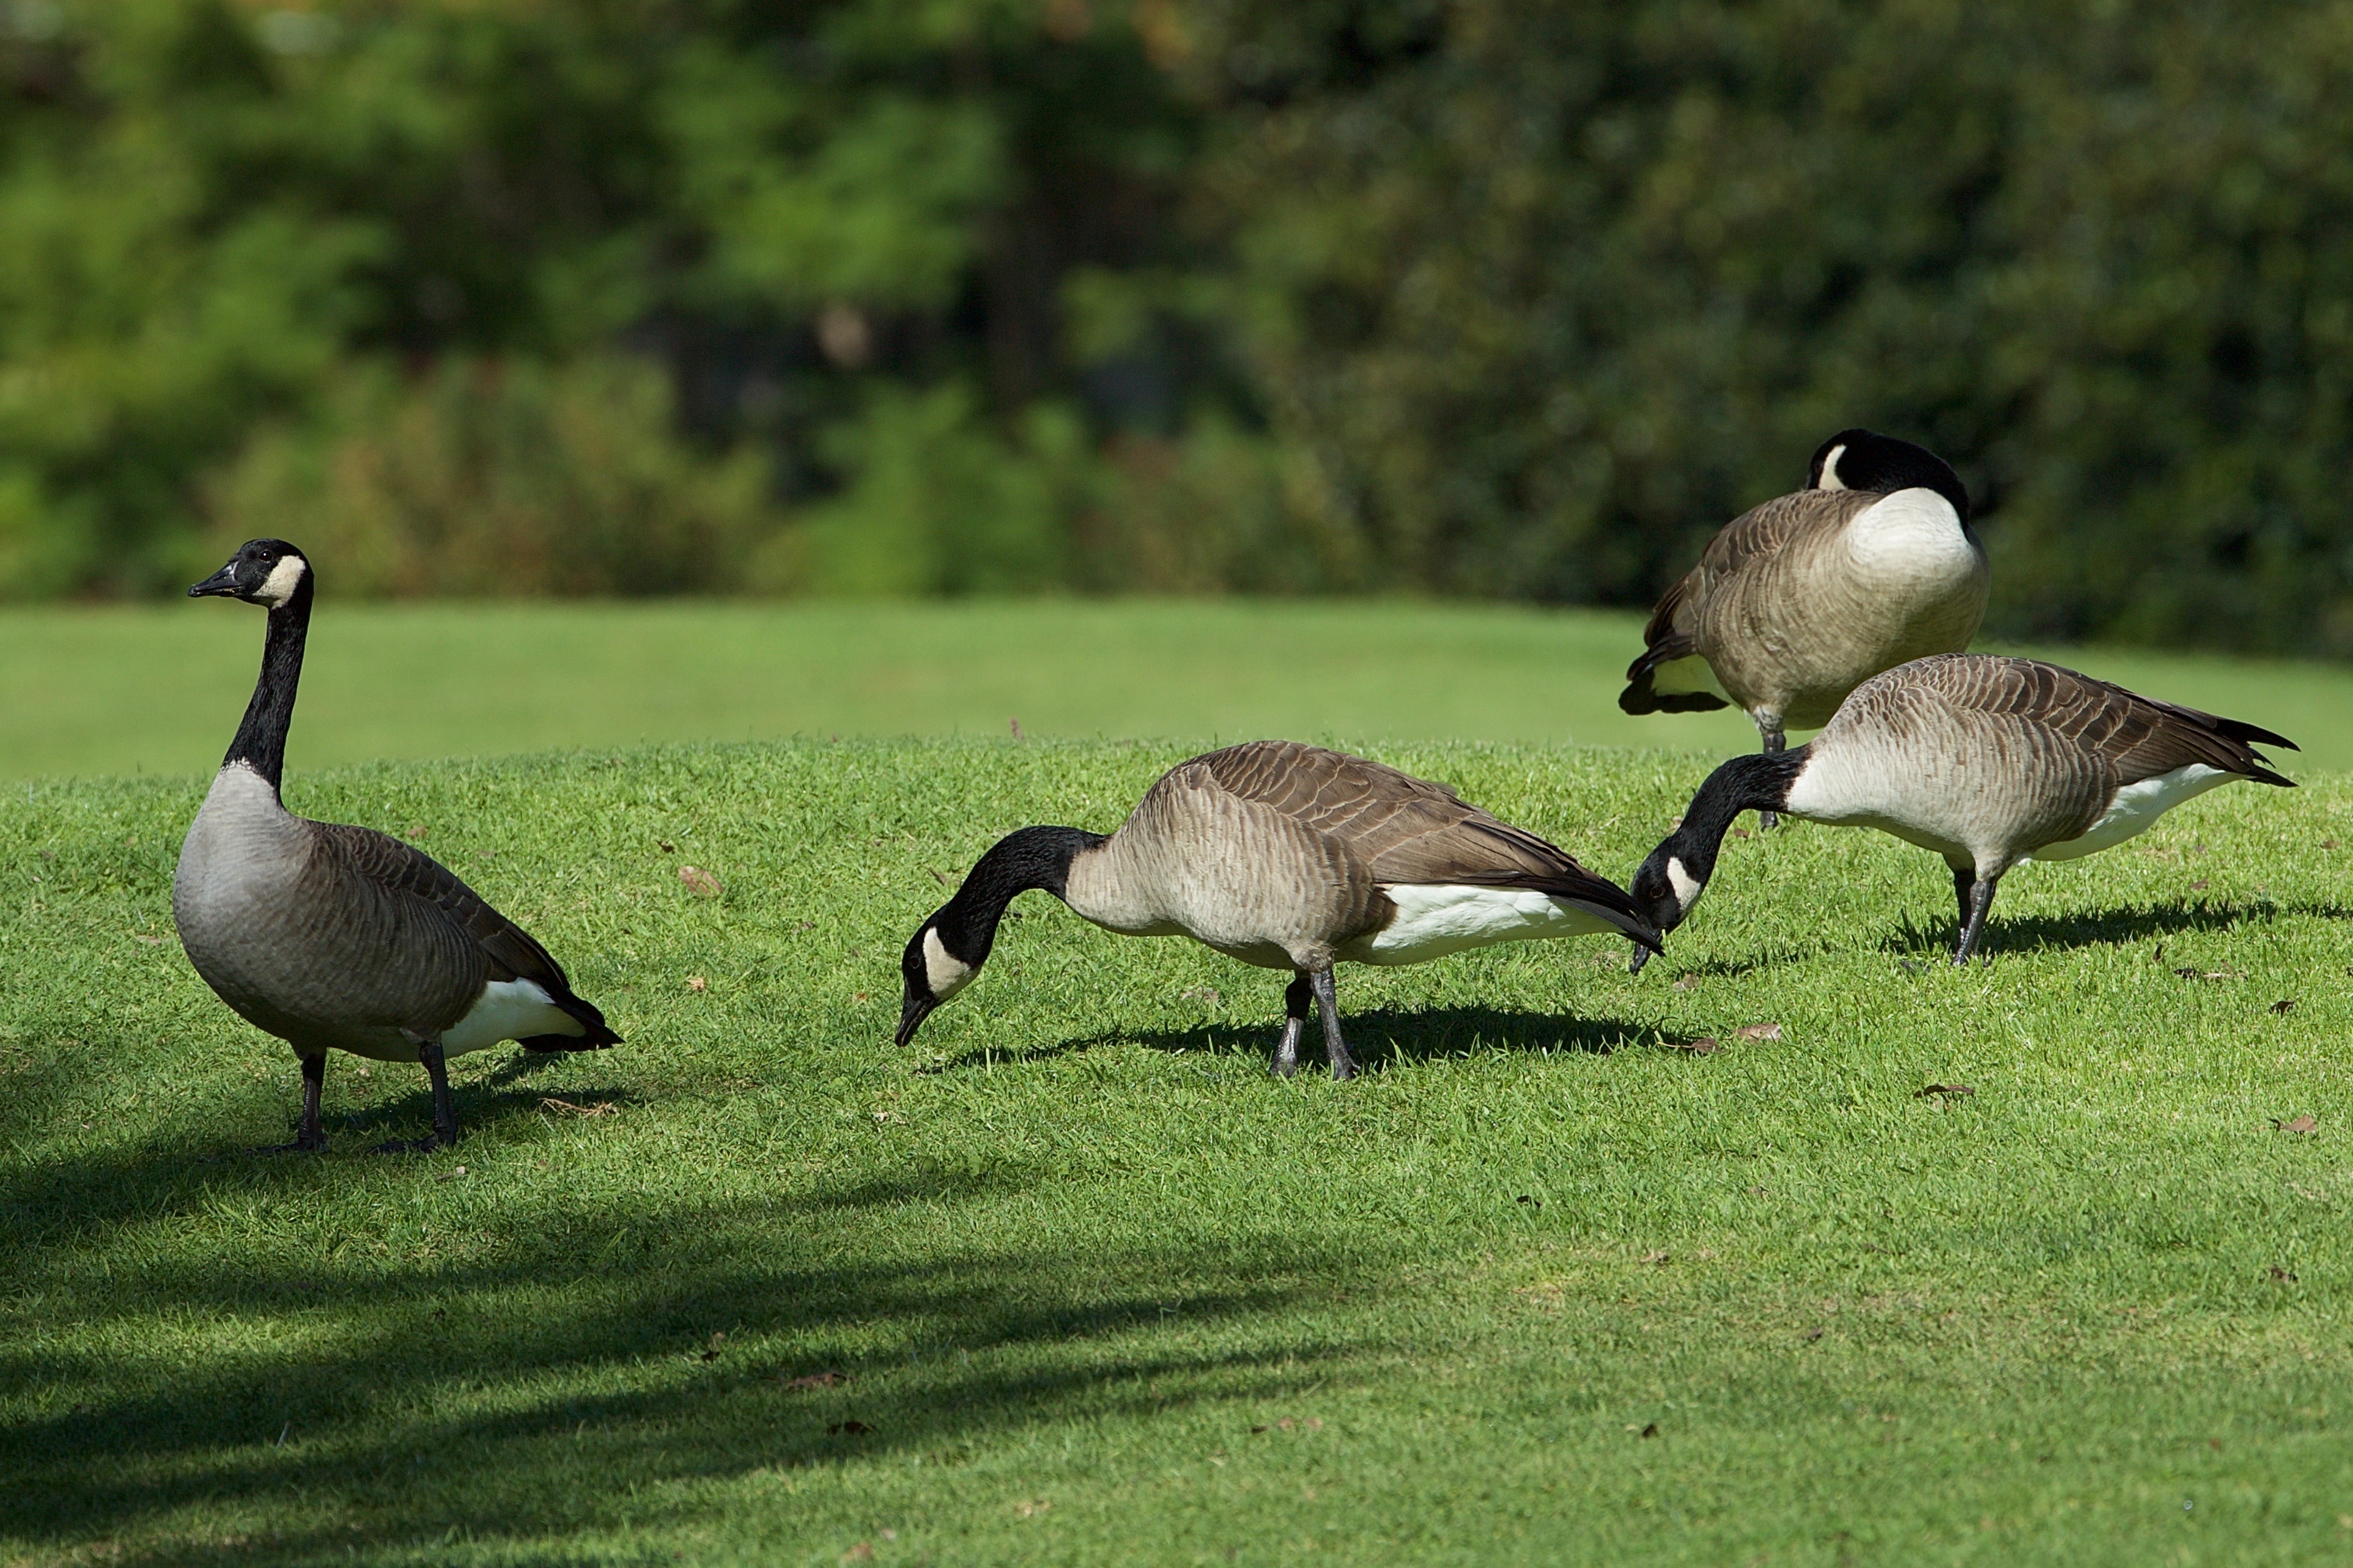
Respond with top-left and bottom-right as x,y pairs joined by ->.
1627,654 -> 2296,966
172,540 -> 618,1152
896,741 -> 1660,1077
1620,429 -> 1988,823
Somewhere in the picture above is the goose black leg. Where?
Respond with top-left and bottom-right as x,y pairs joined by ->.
257,1053 -> 328,1154
1310,968 -> 1356,1081
1271,973 -> 1312,1077
377,1033 -> 459,1152
1952,877 -> 1998,965
1951,864 -> 1974,935
1757,726 -> 1787,831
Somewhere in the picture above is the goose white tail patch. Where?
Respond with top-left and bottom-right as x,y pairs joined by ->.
1353,884 -> 1618,965
923,927 -> 976,999
2031,765 -> 2234,863
1650,655 -> 1731,701
443,977 -> 579,1056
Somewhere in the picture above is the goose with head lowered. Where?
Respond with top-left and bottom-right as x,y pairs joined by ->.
896,740 -> 1661,1078
1627,654 -> 2296,966
1620,430 -> 1988,823
172,540 -> 619,1152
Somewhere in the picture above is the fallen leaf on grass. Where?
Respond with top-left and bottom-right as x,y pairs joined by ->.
1734,1022 -> 1782,1042
842,1543 -> 874,1562
1640,1251 -> 1671,1265
539,1097 -> 616,1118
1730,827 -> 1752,841
404,825 -> 428,841
827,1419 -> 871,1436
1803,1328 -> 1825,1342
1014,1498 -> 1052,1518
2189,878 -> 2209,891
2269,998 -> 2296,1015
2274,1114 -> 2318,1135
785,1370 -> 850,1390
678,865 -> 723,897
1179,985 -> 1222,1006
1670,1037 -> 1720,1056
2269,1265 -> 2299,1283
1673,973 -> 1700,991
1915,1083 -> 1976,1099
686,976 -> 707,992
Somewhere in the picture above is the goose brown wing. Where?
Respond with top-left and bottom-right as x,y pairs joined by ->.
314,823 -> 620,1041
1621,490 -> 1876,712
1904,656 -> 2296,787
1196,742 -> 1658,943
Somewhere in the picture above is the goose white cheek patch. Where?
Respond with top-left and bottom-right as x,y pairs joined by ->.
254,555 -> 308,607
923,927 -> 976,999
1666,858 -> 1704,913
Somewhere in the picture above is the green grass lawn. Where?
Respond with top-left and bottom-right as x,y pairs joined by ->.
4,737 -> 2348,1564
8,598 -> 2352,779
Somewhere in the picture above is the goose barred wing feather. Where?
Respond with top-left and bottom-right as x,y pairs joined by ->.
1195,742 -> 1656,938
1891,656 -> 2297,787
315,823 -> 621,1045
1621,490 -> 1882,713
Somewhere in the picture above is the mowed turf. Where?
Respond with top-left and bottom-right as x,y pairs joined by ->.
2,738 -> 2349,1566
11,597 -> 2353,779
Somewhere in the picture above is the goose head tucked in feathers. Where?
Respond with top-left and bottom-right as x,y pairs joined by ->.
1806,430 -> 1970,521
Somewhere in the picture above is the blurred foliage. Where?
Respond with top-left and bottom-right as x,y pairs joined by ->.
2,0 -> 2351,653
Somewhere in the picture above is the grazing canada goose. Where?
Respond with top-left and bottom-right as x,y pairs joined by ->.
1620,429 -> 1988,823
172,540 -> 618,1152
896,741 -> 1660,1077
1627,654 -> 2296,966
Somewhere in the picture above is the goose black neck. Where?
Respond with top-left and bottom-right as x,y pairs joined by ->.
224,582 -> 313,790
1667,748 -> 1808,883
934,825 -> 1108,963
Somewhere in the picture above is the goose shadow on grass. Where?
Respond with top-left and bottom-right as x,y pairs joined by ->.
0,1141 -> 1402,1557
1872,896 -> 2351,963
935,1007 -> 1687,1075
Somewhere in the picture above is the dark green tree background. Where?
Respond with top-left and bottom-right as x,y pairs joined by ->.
2,0 -> 2349,654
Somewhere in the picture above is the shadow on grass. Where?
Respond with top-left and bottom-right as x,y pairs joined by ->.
1876,896 -> 2345,962
966,1007 -> 1670,1074
0,1128 -> 1391,1562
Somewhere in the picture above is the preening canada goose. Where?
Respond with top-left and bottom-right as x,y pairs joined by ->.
1628,654 -> 2296,966
896,741 -> 1660,1078
1619,430 -> 1989,825
172,540 -> 619,1152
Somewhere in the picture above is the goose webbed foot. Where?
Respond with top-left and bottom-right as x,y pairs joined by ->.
1310,968 -> 1356,1081
376,1035 -> 462,1152
1271,973 -> 1312,1077
256,1053 -> 328,1154
1952,875 -> 1998,965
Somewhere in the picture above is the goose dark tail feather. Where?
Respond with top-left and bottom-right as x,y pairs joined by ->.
522,993 -> 622,1051
1511,869 -> 1665,954
1619,642 -> 1730,716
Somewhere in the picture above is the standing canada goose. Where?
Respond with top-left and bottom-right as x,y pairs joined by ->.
1620,429 -> 1988,823
1627,655 -> 2296,966
896,741 -> 1660,1077
172,540 -> 619,1152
